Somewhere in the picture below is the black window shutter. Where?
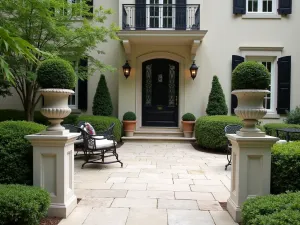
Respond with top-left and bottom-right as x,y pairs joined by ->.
231,55 -> 245,114
277,56 -> 291,114
278,0 -> 292,15
175,0 -> 186,30
78,58 -> 88,111
87,0 -> 93,14
135,0 -> 146,30
233,0 -> 246,14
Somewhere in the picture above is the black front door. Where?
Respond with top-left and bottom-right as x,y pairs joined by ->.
142,59 -> 179,127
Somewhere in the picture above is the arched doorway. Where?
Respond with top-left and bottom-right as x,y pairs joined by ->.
142,59 -> 179,127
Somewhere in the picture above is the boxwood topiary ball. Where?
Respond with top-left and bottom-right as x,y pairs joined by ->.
123,111 -> 136,121
37,59 -> 76,89
232,61 -> 270,90
182,113 -> 196,121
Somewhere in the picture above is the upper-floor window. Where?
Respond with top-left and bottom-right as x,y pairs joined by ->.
247,0 -> 276,13
147,0 -> 175,29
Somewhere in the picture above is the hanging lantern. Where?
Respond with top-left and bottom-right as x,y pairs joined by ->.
122,60 -> 131,79
189,60 -> 198,80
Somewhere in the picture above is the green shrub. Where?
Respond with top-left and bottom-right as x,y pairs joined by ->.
0,121 -> 46,185
195,116 -> 242,151
123,111 -> 136,121
0,110 -> 78,126
77,115 -> 122,141
37,58 -> 76,89
0,184 -> 50,225
285,106 -> 300,124
271,142 -> 300,194
242,192 -> 300,225
182,113 -> 196,121
232,61 -> 270,90
264,123 -> 300,141
206,76 -> 228,115
92,74 -> 113,116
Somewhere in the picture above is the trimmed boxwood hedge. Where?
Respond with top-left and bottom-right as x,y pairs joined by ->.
0,121 -> 46,185
195,116 -> 242,151
0,184 -> 50,225
242,192 -> 300,225
76,115 -> 122,141
0,109 -> 78,125
271,142 -> 300,194
264,123 -> 300,141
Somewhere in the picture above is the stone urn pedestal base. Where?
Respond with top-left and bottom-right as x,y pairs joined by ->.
25,132 -> 80,218
226,134 -> 279,222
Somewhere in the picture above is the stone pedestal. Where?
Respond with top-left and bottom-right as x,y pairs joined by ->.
226,134 -> 279,223
25,132 -> 80,218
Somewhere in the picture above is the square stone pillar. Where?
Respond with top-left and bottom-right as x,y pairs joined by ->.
226,134 -> 279,223
25,132 -> 80,218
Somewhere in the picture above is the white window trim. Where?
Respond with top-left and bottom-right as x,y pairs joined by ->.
146,0 -> 176,30
243,0 -> 281,19
240,46 -> 283,118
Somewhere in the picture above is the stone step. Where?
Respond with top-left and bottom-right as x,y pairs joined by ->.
122,136 -> 196,143
134,130 -> 183,137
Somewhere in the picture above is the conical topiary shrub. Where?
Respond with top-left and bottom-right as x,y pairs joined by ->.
206,75 -> 228,116
92,74 -> 113,116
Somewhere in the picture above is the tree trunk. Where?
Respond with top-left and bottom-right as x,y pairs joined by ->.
25,106 -> 35,121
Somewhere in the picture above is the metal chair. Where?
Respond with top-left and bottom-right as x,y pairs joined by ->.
79,123 -> 123,168
62,123 -> 84,156
224,124 -> 242,170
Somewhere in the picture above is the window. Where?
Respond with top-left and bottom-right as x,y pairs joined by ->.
246,57 -> 275,112
147,0 -> 175,29
247,0 -> 276,13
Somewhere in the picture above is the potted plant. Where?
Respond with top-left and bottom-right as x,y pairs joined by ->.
36,58 -> 76,133
232,61 -> 270,137
123,111 -> 136,137
182,113 -> 196,138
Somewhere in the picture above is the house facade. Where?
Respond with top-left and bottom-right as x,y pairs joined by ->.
1,0 -> 298,128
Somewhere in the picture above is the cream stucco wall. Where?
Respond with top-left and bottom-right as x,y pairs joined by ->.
118,0 -> 300,125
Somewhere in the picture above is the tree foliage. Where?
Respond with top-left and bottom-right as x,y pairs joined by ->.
92,74 -> 113,116
0,0 -> 118,120
206,76 -> 228,115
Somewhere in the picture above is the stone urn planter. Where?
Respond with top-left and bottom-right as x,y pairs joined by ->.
182,113 -> 196,138
232,90 -> 269,137
123,111 -> 137,137
36,58 -> 77,134
40,89 -> 74,132
231,61 -> 271,137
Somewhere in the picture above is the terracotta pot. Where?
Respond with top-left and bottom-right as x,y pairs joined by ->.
232,89 -> 270,137
39,88 -> 74,132
182,121 -> 195,138
123,120 -> 137,137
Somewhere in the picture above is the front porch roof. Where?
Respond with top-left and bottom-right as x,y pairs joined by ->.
118,30 -> 208,59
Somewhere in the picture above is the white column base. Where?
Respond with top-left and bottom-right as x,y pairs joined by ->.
25,132 -> 80,218
226,134 -> 279,223
227,196 -> 241,222
48,194 -> 77,218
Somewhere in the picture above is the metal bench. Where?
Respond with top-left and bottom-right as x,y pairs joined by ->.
224,124 -> 242,170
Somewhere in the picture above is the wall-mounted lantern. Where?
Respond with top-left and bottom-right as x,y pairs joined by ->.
189,60 -> 198,80
122,60 -> 131,79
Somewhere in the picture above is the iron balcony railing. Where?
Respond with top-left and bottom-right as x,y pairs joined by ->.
122,4 -> 200,30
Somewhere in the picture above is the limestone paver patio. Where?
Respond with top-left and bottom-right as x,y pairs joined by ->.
59,142 -> 237,225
